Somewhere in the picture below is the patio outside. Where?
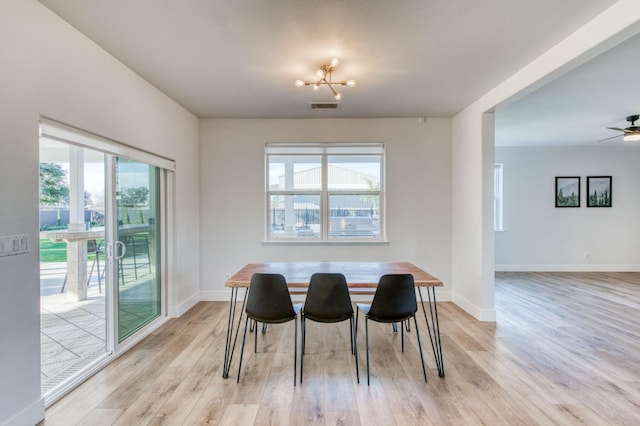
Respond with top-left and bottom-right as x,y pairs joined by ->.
40,250 -> 157,394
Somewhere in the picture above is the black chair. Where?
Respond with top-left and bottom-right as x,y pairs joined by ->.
301,273 -> 358,383
356,274 -> 427,385
60,239 -> 104,294
237,273 -> 302,385
123,233 -> 151,279
86,239 -> 104,293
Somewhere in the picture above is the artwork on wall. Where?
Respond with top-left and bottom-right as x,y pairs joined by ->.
555,176 -> 580,207
587,176 -> 612,207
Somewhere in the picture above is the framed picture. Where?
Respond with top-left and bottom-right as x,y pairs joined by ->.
555,176 -> 580,207
587,176 -> 612,207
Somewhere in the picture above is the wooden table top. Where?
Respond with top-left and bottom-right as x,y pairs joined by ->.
225,262 -> 442,288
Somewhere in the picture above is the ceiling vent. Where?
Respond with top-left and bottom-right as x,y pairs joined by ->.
309,102 -> 341,111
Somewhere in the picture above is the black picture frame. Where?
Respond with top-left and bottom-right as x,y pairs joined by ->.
555,176 -> 580,207
587,176 -> 612,207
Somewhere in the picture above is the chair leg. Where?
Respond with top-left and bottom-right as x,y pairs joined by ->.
237,316 -> 250,383
349,317 -> 354,355
87,256 -> 97,287
414,315 -> 428,382
300,315 -> 305,383
96,251 -> 102,293
294,317 -> 298,386
131,237 -> 139,279
401,320 -> 405,353
254,321 -> 258,353
366,317 -> 370,386
353,316 -> 359,384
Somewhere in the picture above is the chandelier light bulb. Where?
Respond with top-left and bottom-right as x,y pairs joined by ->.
295,58 -> 353,100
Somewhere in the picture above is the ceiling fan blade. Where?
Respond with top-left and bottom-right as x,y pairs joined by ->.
597,134 -> 622,143
606,127 -> 625,132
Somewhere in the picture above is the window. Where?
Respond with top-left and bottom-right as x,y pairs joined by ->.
494,163 -> 503,231
266,143 -> 385,241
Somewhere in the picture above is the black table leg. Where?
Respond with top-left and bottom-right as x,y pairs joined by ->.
417,287 -> 445,377
222,287 -> 248,378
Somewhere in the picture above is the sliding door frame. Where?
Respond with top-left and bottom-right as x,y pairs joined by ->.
40,117 -> 176,404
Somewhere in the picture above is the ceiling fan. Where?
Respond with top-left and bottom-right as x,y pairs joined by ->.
599,115 -> 640,142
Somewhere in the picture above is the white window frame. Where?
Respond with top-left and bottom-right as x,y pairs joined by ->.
494,163 -> 504,231
265,142 -> 386,242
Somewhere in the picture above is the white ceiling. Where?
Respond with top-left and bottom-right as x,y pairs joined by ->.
38,1 -> 640,147
495,31 -> 640,147
38,0 -> 620,125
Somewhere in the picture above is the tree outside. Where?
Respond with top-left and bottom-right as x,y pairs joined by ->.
39,162 -> 69,226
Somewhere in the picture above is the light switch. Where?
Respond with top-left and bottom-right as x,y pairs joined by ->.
0,234 -> 30,257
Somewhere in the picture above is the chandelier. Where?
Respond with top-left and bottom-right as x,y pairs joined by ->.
295,58 -> 355,100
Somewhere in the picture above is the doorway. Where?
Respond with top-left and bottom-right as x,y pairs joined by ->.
39,119 -> 172,404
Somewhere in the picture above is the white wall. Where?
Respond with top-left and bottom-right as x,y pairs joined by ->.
495,146 -> 640,270
452,0 -> 640,322
199,118 -> 452,301
0,1 -> 200,424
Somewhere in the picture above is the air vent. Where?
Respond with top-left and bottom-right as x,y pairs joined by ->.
309,102 -> 341,110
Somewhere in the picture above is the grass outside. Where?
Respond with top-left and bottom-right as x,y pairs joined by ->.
40,239 -> 108,262
40,239 -> 67,262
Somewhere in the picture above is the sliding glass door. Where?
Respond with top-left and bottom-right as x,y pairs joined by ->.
40,118 -> 172,404
115,158 -> 162,342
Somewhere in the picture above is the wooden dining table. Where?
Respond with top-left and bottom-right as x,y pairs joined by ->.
222,262 -> 445,379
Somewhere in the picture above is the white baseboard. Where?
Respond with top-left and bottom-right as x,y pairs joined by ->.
495,264 -> 640,272
173,292 -> 201,317
452,293 -> 496,322
3,397 -> 44,426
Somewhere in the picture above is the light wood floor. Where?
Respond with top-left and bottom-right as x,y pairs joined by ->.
42,272 -> 640,425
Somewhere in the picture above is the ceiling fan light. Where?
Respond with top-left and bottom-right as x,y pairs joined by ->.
623,133 -> 640,142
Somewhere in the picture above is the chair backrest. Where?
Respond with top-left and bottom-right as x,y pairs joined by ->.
303,273 -> 353,322
246,273 -> 296,323
367,274 -> 417,322
87,239 -> 99,254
